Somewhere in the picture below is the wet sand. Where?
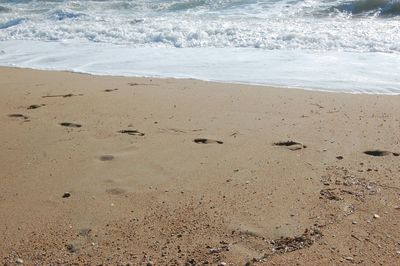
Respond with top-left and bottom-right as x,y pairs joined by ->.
1,67 -> 400,265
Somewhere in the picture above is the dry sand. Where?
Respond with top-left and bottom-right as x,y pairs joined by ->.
0,66 -> 400,265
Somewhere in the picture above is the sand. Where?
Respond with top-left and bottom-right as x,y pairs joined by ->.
0,66 -> 399,265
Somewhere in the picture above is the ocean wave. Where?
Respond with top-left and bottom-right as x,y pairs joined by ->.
0,5 -> 12,13
50,9 -> 85,21
334,0 -> 400,17
168,0 -> 208,11
0,1 -> 399,52
0,18 -> 26,30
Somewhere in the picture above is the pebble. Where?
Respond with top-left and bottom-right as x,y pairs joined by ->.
219,262 -> 227,266
146,262 -> 154,266
396,251 -> 400,254
352,221 -> 357,225
209,248 -> 220,254
15,258 -> 23,264
345,256 -> 354,262
373,214 -> 380,219
66,244 -> 77,253
62,192 -> 71,198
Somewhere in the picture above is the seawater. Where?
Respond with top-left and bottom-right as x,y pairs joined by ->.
0,0 -> 400,94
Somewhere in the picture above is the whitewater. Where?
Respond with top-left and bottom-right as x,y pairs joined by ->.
0,0 -> 400,93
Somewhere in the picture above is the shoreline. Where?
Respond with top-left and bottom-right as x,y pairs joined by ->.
1,40 -> 400,94
2,65 -> 400,96
1,66 -> 399,265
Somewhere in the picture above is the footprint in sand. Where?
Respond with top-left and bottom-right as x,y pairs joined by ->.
8,113 -> 29,120
274,140 -> 306,151
364,150 -> 399,157
78,228 -> 92,237
27,104 -> 45,110
42,93 -> 82,98
118,129 -> 145,136
104,88 -> 118,92
60,122 -> 82,128
99,155 -> 114,161
193,138 -> 223,144
106,188 -> 126,195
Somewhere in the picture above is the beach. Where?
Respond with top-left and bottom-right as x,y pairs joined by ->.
1,66 -> 400,265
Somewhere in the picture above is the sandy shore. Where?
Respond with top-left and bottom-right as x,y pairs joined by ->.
1,66 -> 399,265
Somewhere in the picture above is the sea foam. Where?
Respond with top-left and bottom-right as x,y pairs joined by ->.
1,40 -> 399,94
0,0 -> 399,93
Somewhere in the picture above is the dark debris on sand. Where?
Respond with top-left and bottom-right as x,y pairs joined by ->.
270,228 -> 322,254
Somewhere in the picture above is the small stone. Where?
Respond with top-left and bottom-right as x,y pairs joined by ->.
373,214 -> 380,219
336,156 -> 343,160
146,262 -> 154,266
245,181 -> 250,184
66,244 -> 77,253
15,258 -> 23,264
209,248 -> 220,254
62,192 -> 71,198
219,262 -> 227,266
396,250 -> 400,254
352,221 -> 357,225
345,256 -> 354,262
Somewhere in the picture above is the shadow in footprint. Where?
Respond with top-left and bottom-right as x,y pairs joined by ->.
274,140 -> 306,151
194,138 -> 223,144
104,88 -> 118,92
60,122 -> 82,128
8,114 -> 28,120
364,150 -> 391,157
28,104 -> 45,110
99,155 -> 114,161
42,93 -> 82,98
118,130 -> 145,136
